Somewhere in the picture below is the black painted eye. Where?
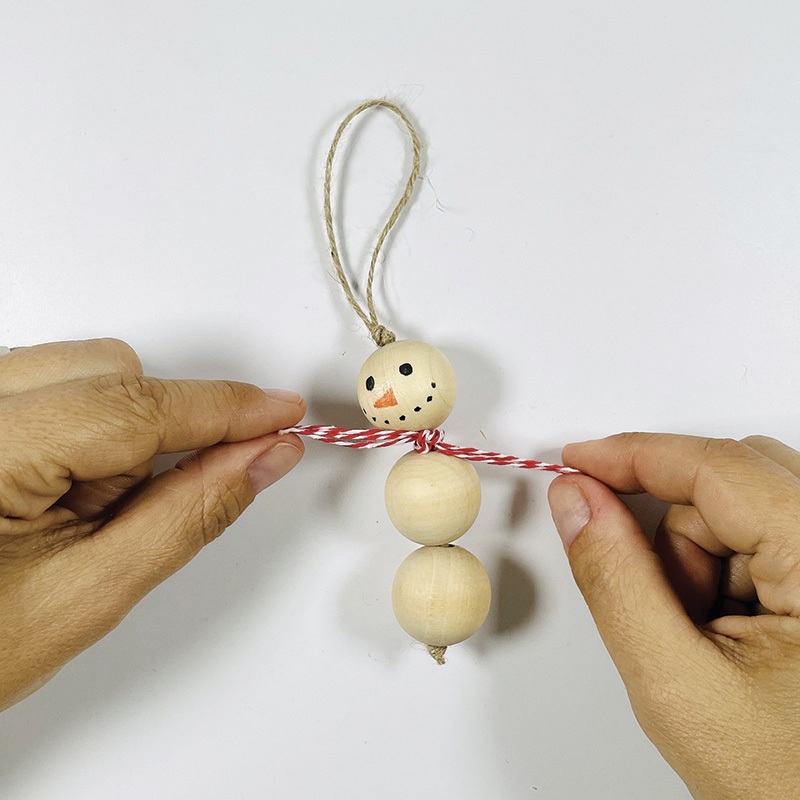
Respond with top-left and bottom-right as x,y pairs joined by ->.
399,363 -> 413,376
365,376 -> 375,391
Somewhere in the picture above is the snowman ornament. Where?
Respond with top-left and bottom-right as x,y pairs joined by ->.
357,339 -> 491,663
291,100 -> 578,663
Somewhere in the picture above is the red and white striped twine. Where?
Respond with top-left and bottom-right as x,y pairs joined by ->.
280,425 -> 581,475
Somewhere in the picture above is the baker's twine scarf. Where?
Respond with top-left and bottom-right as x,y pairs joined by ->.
281,425 -> 580,474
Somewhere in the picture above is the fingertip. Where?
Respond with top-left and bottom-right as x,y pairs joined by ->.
295,396 -> 307,424
263,388 -> 304,405
559,472 -> 621,512
262,388 -> 307,428
561,437 -> 607,468
560,441 -> 582,465
553,473 -> 644,558
276,431 -> 305,456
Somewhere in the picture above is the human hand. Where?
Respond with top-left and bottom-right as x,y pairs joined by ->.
0,339 -> 305,711
548,433 -> 800,800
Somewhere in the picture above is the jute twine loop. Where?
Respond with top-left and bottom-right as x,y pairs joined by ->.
323,99 -> 422,348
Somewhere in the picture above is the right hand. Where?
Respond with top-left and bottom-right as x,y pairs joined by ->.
548,432 -> 800,800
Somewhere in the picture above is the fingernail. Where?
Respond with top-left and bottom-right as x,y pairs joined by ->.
247,442 -> 303,492
263,388 -> 303,404
548,481 -> 591,552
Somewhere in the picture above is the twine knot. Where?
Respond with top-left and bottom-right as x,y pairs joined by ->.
369,324 -> 397,347
426,645 -> 447,665
414,429 -> 443,454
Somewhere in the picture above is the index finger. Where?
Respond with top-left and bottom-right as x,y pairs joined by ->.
562,433 -> 800,558
0,374 -> 305,518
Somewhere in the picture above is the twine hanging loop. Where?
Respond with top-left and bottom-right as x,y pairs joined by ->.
323,100 -> 422,347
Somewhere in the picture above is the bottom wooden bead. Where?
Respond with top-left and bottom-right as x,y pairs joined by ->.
391,544 -> 491,649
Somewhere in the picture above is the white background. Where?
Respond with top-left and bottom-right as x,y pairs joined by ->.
1,2 -> 799,798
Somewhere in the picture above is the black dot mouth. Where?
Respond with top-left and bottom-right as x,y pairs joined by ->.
367,385 -> 438,425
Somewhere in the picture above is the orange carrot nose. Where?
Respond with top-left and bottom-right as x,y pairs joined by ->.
374,387 -> 398,408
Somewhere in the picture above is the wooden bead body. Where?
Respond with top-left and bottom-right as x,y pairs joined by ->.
384,451 -> 481,545
391,545 -> 491,647
357,340 -> 456,431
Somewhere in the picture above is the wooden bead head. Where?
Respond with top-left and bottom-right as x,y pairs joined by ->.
391,545 -> 491,647
357,340 -> 456,431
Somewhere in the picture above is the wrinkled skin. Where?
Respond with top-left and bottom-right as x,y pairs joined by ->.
549,433 -> 800,800
0,338 -> 305,711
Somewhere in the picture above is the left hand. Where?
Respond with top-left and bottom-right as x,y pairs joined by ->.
0,338 -> 305,711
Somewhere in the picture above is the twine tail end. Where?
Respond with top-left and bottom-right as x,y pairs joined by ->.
426,644 -> 447,665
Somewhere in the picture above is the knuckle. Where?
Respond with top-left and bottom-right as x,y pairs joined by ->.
83,374 -> 168,452
701,436 -> 749,460
661,502 -> 693,532
695,437 -> 760,487
760,615 -> 800,648
177,457 -> 249,549
740,434 -> 773,447
213,380 -> 253,413
204,483 -> 246,545
0,458 -> 65,520
196,479 -> 247,547
611,431 -> 649,448
92,374 -> 165,422
659,503 -> 708,544
751,544 -> 800,615
98,338 -> 143,375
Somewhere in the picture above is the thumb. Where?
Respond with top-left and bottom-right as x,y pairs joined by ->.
8,433 -> 304,691
548,474 -> 709,685
76,432 -> 304,601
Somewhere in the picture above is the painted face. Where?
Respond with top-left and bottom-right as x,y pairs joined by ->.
357,340 -> 457,431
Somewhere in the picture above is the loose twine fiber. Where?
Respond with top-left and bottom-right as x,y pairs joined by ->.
324,100 -> 421,348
